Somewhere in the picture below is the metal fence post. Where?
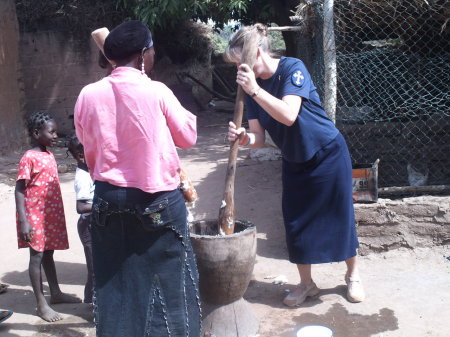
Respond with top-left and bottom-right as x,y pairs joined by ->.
323,0 -> 337,124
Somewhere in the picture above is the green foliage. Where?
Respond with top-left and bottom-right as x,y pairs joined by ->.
116,0 -> 249,30
218,23 -> 239,41
210,32 -> 228,55
210,22 -> 286,56
14,0 -> 293,52
269,29 -> 286,51
14,0 -> 294,60
209,21 -> 287,58
114,0 -> 300,55
210,23 -> 239,55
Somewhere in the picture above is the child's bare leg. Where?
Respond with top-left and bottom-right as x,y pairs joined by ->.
29,249 -> 61,322
41,250 -> 81,304
83,245 -> 94,303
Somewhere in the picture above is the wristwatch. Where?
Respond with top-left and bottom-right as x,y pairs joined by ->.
251,87 -> 261,98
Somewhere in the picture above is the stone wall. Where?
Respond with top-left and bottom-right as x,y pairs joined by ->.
0,0 -> 25,153
355,196 -> 450,255
19,31 -> 108,137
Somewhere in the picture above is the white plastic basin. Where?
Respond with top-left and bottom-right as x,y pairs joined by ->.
296,325 -> 333,337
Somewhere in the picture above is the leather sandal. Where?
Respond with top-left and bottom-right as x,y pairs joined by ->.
345,274 -> 365,303
283,281 -> 320,307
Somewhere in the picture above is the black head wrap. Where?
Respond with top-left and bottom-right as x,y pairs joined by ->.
104,20 -> 153,61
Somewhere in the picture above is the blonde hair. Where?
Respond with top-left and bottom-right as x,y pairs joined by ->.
223,23 -> 272,63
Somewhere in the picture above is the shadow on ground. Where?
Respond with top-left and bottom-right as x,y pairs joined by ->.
1,262 -> 89,288
261,303 -> 399,337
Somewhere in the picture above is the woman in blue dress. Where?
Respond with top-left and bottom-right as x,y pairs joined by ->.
225,23 -> 365,306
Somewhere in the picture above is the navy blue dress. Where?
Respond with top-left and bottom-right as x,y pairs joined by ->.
246,57 -> 359,264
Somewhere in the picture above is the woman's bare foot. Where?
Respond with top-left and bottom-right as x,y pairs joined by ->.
50,292 -> 81,304
37,304 -> 62,322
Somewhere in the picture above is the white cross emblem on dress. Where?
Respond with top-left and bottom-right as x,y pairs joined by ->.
293,70 -> 304,85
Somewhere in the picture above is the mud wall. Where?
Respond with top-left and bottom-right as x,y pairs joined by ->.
355,196 -> 450,255
0,0 -> 25,153
19,31 -> 108,137
18,31 -> 209,138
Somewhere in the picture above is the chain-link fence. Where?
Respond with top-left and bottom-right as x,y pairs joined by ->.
296,0 -> 449,191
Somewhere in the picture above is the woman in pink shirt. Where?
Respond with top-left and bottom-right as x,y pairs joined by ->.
74,21 -> 200,337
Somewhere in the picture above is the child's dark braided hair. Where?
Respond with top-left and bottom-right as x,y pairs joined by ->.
67,133 -> 84,157
26,111 -> 53,137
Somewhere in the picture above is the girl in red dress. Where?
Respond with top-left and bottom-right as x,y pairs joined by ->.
15,112 -> 81,322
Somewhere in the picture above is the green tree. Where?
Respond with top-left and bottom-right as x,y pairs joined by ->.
15,0 -> 300,55
117,0 -> 248,30
211,23 -> 286,56
117,0 -> 301,56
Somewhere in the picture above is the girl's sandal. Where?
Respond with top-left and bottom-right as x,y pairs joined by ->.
0,310 -> 13,324
0,283 -> 9,294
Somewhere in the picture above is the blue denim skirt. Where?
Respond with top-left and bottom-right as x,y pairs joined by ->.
282,133 -> 359,264
91,181 -> 201,337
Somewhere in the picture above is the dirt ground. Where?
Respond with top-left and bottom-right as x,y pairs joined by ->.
0,109 -> 449,337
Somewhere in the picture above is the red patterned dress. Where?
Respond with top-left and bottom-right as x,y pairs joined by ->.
16,150 -> 69,252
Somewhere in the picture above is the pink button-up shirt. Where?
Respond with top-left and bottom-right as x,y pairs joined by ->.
74,67 -> 197,193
